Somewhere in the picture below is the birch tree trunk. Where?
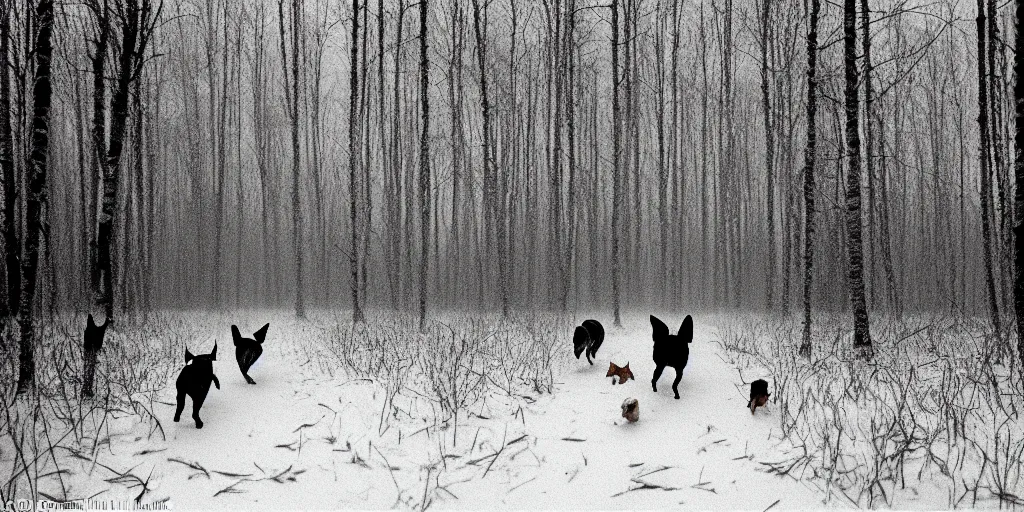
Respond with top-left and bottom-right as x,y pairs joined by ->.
417,0 -> 430,331
349,0 -> 364,323
96,0 -> 156,322
610,0 -> 622,327
0,2 -> 16,319
977,0 -> 1002,346
842,0 -> 872,357
279,0 -> 304,318
1012,0 -> 1024,370
761,0 -> 775,312
15,0 -> 53,394
799,0 -> 820,358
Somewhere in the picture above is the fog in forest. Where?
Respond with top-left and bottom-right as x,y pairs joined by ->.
4,0 -> 1024,509
1,0 -> 1000,321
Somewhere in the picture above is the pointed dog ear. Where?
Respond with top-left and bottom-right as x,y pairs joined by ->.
211,342 -> 218,360
650,315 -> 669,340
254,323 -> 270,344
185,348 -> 194,364
681,315 -> 693,343
231,325 -> 242,344
87,314 -> 96,329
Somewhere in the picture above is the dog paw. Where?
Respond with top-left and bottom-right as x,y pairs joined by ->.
674,394 -> 680,400
246,378 -> 256,385
195,421 -> 204,429
173,416 -> 180,422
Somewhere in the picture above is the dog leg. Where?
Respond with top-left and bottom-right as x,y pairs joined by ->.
192,397 -> 205,429
651,365 -> 664,392
671,368 -> 683,399
173,390 -> 185,422
244,373 -> 256,385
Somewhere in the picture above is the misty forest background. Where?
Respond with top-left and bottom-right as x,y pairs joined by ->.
4,0 -> 1024,388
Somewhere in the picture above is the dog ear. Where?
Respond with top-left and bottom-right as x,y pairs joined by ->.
650,315 -> 669,340
681,315 -> 693,343
231,325 -> 242,344
87,314 -> 96,329
254,323 -> 270,344
211,342 -> 218,360
185,348 -> 194,364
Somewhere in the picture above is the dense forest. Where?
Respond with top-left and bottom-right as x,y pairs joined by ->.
1,2 -> 1023,507
3,0 -> 1024,387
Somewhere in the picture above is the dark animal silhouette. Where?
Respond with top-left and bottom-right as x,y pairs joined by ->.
748,379 -> 770,415
572,319 -> 605,364
606,362 -> 635,384
82,314 -> 109,398
650,315 -> 693,399
174,344 -> 220,429
232,323 -> 269,384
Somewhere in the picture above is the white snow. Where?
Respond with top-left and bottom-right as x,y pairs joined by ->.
2,310 -> 1017,510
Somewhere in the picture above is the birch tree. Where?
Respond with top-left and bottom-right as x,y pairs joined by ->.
15,0 -> 54,394
799,0 -> 820,358
843,0 -> 872,357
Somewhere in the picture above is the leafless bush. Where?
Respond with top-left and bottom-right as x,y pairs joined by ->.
309,310 -> 573,441
714,313 -> 1024,508
0,311 -> 185,503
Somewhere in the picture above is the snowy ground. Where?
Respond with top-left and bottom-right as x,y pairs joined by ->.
1,310 -> 1020,509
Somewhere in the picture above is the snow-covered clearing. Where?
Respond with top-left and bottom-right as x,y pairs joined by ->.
1,310 -> 1021,509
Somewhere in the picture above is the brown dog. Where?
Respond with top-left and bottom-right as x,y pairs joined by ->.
748,379 -> 770,414
607,362 -> 635,385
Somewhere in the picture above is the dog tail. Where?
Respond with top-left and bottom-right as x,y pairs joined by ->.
573,326 -> 589,359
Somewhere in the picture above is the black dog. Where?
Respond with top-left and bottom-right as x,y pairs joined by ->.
650,315 -> 693,399
232,323 -> 269,384
572,319 -> 605,365
748,379 -> 770,414
174,344 -> 220,429
82,314 -> 109,398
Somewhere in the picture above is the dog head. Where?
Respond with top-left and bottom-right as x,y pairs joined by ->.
84,314 -> 109,352
620,362 -> 635,382
750,379 -> 769,397
650,315 -> 693,345
748,379 -> 771,413
606,362 -> 620,378
608,362 -> 635,381
185,343 -> 217,368
233,323 -> 271,346
572,326 -> 589,359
